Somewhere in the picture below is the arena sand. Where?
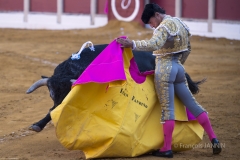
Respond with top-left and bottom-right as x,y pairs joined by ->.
0,20 -> 240,160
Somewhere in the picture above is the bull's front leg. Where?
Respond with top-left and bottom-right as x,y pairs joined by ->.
29,105 -> 55,132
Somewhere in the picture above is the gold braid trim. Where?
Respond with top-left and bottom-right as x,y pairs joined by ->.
154,55 -> 172,122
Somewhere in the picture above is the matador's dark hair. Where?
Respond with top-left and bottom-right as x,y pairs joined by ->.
141,3 -> 166,24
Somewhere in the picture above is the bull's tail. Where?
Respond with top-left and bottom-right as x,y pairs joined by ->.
185,72 -> 207,94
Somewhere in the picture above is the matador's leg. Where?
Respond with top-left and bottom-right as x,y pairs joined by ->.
154,56 -> 176,154
174,63 -> 221,154
154,56 -> 175,123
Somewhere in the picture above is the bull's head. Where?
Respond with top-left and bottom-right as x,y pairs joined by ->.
26,76 -> 77,132
26,76 -> 76,105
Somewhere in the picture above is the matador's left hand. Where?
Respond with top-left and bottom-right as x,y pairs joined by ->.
116,38 -> 133,48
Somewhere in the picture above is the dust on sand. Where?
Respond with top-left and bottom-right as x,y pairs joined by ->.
0,20 -> 240,160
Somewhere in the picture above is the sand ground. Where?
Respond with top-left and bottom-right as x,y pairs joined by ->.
0,21 -> 239,160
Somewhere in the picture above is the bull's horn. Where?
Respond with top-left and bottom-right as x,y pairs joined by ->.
70,79 -> 76,84
26,78 -> 48,94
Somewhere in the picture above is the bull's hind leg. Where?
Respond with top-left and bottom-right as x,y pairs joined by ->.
29,106 -> 54,132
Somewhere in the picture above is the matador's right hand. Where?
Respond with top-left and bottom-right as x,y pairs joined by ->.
116,38 -> 133,48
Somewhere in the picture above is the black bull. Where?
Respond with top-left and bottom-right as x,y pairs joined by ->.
26,44 -> 205,132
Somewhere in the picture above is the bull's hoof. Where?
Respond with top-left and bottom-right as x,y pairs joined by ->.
29,124 -> 42,132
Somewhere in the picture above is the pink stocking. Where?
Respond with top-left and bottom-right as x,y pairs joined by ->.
196,112 -> 217,141
160,120 -> 175,152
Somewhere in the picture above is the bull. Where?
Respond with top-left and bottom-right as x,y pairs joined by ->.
26,44 -> 205,132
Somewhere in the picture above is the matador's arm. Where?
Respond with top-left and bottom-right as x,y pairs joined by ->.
132,27 -> 168,51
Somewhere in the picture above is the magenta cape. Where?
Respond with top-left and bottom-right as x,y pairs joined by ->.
73,39 -> 126,86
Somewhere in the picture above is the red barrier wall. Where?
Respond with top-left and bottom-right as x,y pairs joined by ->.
64,0 -> 106,14
0,0 -> 106,14
150,0 -> 208,19
182,0 -> 208,19
64,0 -> 90,14
150,0 -> 175,17
215,0 -> 240,21
0,0 -> 23,11
97,0 -> 107,14
0,0 -> 239,21
30,0 -> 57,13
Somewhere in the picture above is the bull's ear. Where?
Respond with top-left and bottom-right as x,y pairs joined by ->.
41,75 -> 49,79
70,79 -> 76,84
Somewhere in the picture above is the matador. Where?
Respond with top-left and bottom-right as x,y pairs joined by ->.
116,3 -> 222,158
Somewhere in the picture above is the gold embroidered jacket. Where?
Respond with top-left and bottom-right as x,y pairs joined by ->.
133,15 -> 191,63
